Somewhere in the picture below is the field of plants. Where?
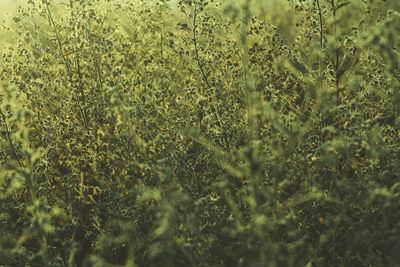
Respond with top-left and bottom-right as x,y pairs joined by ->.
1,0 -> 400,266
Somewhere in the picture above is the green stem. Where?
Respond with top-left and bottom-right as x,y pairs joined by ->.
240,0 -> 254,143
330,0 -> 340,99
192,2 -> 229,150
316,0 -> 327,134
45,1 -> 88,128
0,109 -> 22,168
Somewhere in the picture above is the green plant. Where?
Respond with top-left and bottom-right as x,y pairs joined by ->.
1,0 -> 399,266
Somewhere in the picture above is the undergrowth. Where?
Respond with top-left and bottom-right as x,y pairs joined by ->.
1,0 -> 400,266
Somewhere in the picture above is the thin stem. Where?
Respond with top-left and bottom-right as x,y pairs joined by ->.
85,25 -> 134,161
330,0 -> 340,99
240,0 -> 255,143
161,19 -> 164,92
0,109 -> 22,168
45,1 -> 88,128
112,38 -> 136,87
316,0 -> 326,132
0,107 -> 37,204
192,3 -> 211,90
151,63 -> 192,123
84,27 -> 103,92
192,2 -> 229,150
76,58 -> 89,127
316,0 -> 323,87
45,1 -> 72,76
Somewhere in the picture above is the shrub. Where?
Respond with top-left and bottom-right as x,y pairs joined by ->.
1,0 -> 399,266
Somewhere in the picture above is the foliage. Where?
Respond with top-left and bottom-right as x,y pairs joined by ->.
1,0 -> 400,266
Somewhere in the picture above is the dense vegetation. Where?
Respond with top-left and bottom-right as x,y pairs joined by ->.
1,0 -> 400,266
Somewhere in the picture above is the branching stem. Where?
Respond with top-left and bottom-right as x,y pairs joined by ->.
0,109 -> 22,168
45,1 -> 89,128
192,2 -> 229,150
